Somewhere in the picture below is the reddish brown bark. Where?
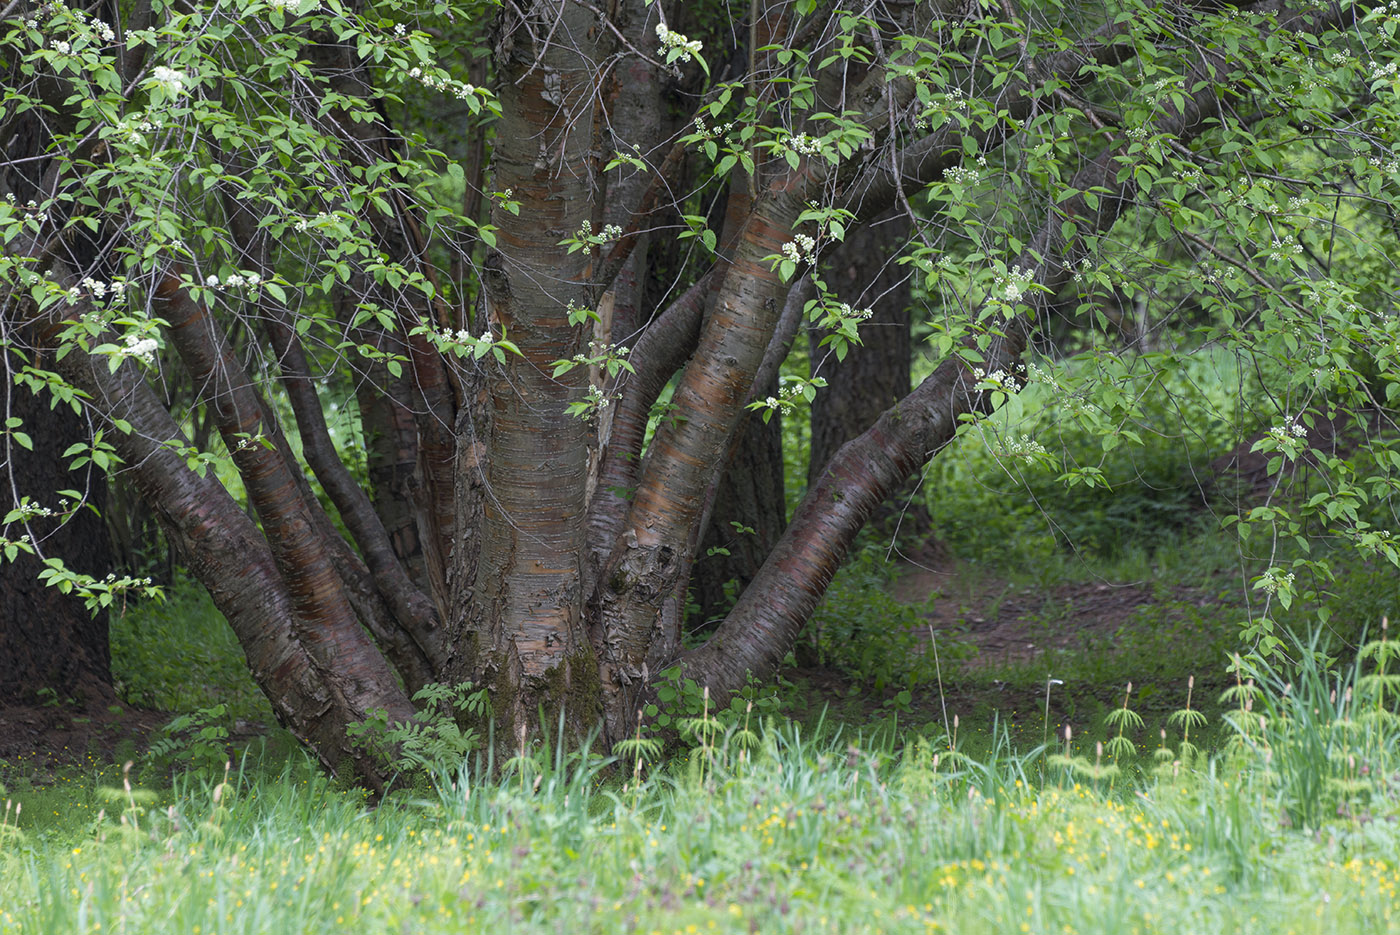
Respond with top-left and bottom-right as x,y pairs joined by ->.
447,0 -> 607,736
35,281 -> 400,783
156,277 -> 415,783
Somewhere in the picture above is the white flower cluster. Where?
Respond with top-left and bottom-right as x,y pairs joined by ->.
1149,77 -> 1182,100
566,342 -> 631,365
39,7 -> 116,47
1125,126 -> 1149,141
943,165 -> 980,185
656,23 -> 703,63
115,116 -> 161,146
759,381 -> 810,412
973,367 -> 1021,391
66,278 -> 135,304
997,265 -> 1035,302
151,65 -> 192,96
583,384 -> 611,410
1071,256 -> 1094,284
1264,419 -> 1308,456
913,87 -> 968,129
270,0 -> 319,11
833,302 -> 873,321
293,212 -> 333,233
204,272 -> 262,289
1368,154 -> 1400,173
1257,569 -> 1296,595
75,8 -> 116,42
122,333 -> 160,365
995,434 -> 1047,459
1372,61 -> 1399,82
781,233 -> 818,265
406,66 -> 478,101
103,572 -> 155,586
4,193 -> 49,223
786,134 -> 823,156
692,117 -> 734,141
574,220 -> 622,244
1268,238 -> 1303,261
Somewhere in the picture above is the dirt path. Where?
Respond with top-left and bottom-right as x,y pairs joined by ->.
890,557 -> 1235,671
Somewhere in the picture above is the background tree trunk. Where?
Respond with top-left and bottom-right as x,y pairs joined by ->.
0,368 -> 114,705
808,212 -> 912,488
690,386 -> 787,629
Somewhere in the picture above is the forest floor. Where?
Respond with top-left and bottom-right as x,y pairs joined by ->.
0,701 -> 168,778
782,545 -> 1247,749
0,553 -> 1247,778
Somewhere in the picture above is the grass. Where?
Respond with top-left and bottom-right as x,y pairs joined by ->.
5,630 -> 1400,935
109,588 -> 271,722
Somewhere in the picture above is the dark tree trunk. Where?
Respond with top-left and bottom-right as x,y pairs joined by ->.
0,368 -> 114,705
808,213 -> 912,488
691,393 -> 787,628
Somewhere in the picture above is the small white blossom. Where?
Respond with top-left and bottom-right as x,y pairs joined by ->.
943,165 -> 980,185
996,434 -> 1047,459
656,23 -> 703,63
1257,569 -> 1296,595
122,334 -> 160,365
996,265 -> 1035,303
780,232 -> 818,266
150,65 -> 192,96
787,133 -> 823,156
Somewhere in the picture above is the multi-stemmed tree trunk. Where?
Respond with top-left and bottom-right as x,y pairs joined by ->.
0,0 -> 1372,784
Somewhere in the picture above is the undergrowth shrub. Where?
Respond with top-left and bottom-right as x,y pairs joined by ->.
923,351 -> 1247,567
346,681 -> 490,782
799,547 -> 969,693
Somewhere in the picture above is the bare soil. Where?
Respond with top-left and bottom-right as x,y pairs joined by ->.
0,701 -> 170,780
890,561 -> 1228,669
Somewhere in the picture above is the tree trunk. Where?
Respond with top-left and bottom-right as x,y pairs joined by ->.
0,365 -> 113,706
0,0 -> 1346,788
808,213 -> 912,487
690,391 -> 787,629
444,0 -> 607,743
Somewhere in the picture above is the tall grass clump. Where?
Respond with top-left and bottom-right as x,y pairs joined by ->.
1223,622 -> 1400,830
